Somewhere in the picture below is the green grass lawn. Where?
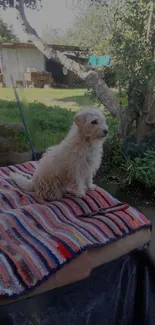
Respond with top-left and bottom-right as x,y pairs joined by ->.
0,87 -> 118,151
0,88 -> 95,151
0,88 -> 93,110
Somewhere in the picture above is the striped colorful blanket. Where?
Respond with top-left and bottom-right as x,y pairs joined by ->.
0,161 -> 151,299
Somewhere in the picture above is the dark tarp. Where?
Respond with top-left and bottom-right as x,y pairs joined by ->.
2,248 -> 155,325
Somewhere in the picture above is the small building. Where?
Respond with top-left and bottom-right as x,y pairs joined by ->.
0,43 -> 45,87
0,43 -> 87,88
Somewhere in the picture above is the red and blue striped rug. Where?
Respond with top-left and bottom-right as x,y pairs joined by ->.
0,161 -> 151,299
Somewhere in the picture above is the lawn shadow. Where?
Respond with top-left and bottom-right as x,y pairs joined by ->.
56,95 -> 94,107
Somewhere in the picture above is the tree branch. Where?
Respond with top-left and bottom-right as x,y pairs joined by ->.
147,1 -> 154,43
15,0 -> 120,117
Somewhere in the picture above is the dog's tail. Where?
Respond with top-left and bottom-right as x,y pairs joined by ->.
10,172 -> 34,192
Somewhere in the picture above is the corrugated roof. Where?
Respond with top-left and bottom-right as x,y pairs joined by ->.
0,43 -> 84,52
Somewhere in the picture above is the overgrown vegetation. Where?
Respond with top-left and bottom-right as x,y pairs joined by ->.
102,136 -> 155,189
123,151 -> 155,187
84,0 -> 155,192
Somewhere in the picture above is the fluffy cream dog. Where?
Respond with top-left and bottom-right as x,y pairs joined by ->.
10,107 -> 108,201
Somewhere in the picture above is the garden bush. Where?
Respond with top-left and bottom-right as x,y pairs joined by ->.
102,133 -> 155,189
122,130 -> 155,158
122,151 -> 155,188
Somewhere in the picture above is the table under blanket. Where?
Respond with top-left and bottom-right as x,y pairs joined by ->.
0,161 -> 151,299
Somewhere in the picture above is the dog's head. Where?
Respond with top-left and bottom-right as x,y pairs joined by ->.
73,107 -> 108,141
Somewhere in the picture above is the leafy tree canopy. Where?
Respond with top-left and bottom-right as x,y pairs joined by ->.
61,5 -> 109,50
0,0 -> 41,9
0,18 -> 18,42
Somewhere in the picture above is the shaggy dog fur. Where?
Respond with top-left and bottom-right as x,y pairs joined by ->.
10,107 -> 108,201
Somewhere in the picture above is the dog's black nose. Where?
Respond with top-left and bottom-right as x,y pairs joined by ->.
103,129 -> 108,135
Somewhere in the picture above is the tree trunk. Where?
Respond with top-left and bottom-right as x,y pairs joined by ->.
136,80 -> 155,142
136,113 -> 153,142
136,1 -> 155,142
117,105 -> 137,143
15,0 -> 120,118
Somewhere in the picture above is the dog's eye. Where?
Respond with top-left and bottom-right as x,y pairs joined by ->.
91,119 -> 98,125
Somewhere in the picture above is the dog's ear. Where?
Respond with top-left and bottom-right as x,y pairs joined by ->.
73,112 -> 86,127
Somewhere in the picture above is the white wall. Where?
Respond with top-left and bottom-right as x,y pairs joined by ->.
0,47 -> 45,87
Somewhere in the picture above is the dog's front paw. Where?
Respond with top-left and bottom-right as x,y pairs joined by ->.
87,184 -> 97,191
72,189 -> 86,198
69,185 -> 86,198
77,191 -> 85,198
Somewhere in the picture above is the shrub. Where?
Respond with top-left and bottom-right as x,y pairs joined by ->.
123,150 -> 155,187
123,130 -> 155,158
102,134 -> 155,189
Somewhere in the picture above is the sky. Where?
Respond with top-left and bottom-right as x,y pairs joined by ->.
0,0 -> 77,41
